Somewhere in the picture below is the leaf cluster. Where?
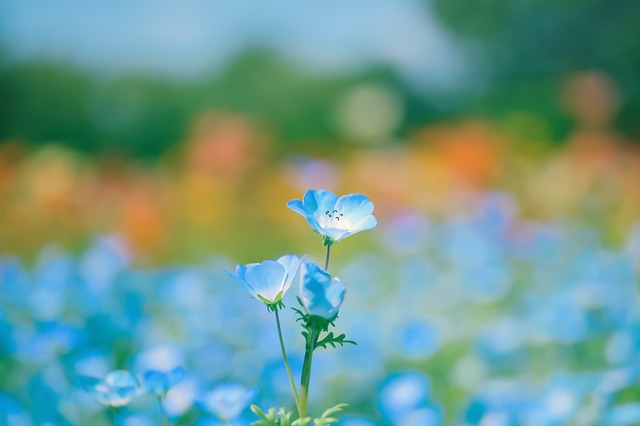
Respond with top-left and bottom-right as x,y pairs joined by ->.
293,298 -> 357,351
251,403 -> 348,426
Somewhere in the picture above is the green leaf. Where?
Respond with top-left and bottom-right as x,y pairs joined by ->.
312,403 -> 348,425
250,405 -> 278,426
292,417 -> 313,426
321,403 -> 348,418
315,332 -> 357,350
314,417 -> 339,425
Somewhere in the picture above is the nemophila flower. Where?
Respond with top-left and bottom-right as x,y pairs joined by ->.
142,366 -> 185,396
198,383 -> 258,422
378,372 -> 431,420
287,189 -> 377,244
225,255 -> 305,305
300,262 -> 346,320
79,370 -> 141,407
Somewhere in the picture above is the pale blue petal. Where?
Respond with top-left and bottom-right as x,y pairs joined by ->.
334,193 -> 375,226
308,189 -> 339,224
300,263 -> 345,319
321,227 -> 352,242
308,189 -> 339,213
245,261 -> 286,302
305,216 -> 325,235
143,367 -> 185,395
225,267 -> 257,299
286,199 -> 307,217
105,370 -> 138,388
350,215 -> 378,234
277,254 -> 306,291
326,277 -> 346,311
142,370 -> 167,395
201,383 -> 258,421
168,366 -> 185,387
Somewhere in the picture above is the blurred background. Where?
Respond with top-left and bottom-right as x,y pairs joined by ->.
1,0 -> 640,424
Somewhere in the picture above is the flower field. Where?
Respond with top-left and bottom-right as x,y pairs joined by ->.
1,118 -> 640,425
2,1 -> 640,423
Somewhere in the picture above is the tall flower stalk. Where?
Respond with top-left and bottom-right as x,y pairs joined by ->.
274,305 -> 301,414
228,189 -> 376,424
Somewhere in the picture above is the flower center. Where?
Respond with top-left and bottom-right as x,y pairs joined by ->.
325,209 -> 344,226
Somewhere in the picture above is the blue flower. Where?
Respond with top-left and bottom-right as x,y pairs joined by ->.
79,370 -> 141,407
225,255 -> 305,305
300,262 -> 346,320
198,383 -> 258,422
378,372 -> 431,420
142,366 -> 185,396
287,190 -> 377,244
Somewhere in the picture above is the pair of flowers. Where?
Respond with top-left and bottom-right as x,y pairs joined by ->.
82,368 -> 257,423
80,367 -> 184,407
227,255 -> 343,319
227,189 -> 378,319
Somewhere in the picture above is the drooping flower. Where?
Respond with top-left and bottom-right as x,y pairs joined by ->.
142,366 -> 185,396
287,190 -> 377,244
198,383 -> 258,422
225,255 -> 306,305
300,262 -> 346,320
79,370 -> 141,407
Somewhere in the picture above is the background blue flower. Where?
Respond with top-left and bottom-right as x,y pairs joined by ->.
142,366 -> 185,396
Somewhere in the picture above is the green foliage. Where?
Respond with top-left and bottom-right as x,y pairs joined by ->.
250,404 -> 348,426
293,298 -> 357,351
314,332 -> 357,350
0,50 -> 420,156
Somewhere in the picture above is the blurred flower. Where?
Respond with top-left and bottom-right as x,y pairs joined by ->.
378,372 -> 431,420
300,262 -> 346,320
287,189 -> 377,244
79,370 -> 141,407
142,366 -> 185,396
601,402 -> 640,425
225,255 -> 305,305
0,392 -> 30,425
198,383 -> 257,422
393,320 -> 440,360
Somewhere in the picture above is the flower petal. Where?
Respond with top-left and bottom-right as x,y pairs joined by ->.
300,262 -> 346,319
350,214 -> 378,234
276,254 -> 306,292
321,227 -> 352,242
225,266 -> 258,299
334,193 -> 375,228
286,199 -> 307,217
244,261 -> 287,303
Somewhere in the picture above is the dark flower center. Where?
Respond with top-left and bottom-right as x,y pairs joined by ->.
325,209 -> 344,222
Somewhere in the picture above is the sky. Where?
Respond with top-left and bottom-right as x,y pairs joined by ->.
0,0 -> 473,91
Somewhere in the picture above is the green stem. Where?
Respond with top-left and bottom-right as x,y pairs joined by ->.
275,307 -> 301,416
111,407 -> 118,426
324,243 -> 332,271
299,328 -> 320,418
159,396 -> 169,426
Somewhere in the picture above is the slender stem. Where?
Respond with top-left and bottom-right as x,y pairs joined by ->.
275,307 -> 301,415
111,407 -> 118,426
158,396 -> 169,426
324,243 -> 332,271
299,328 -> 319,418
